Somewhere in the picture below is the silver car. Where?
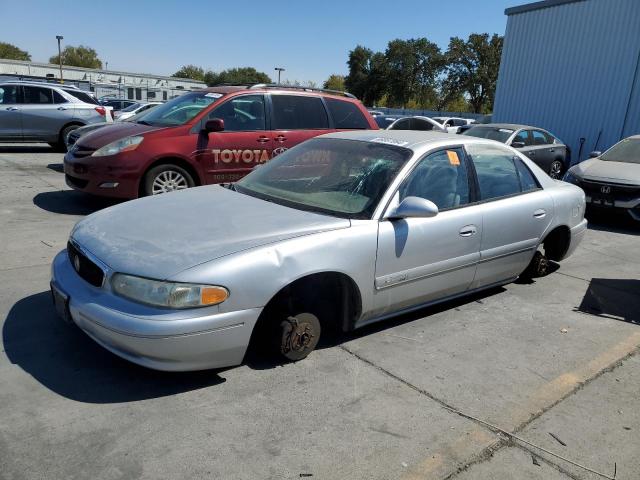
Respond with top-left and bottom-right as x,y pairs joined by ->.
564,135 -> 640,221
50,131 -> 587,371
0,81 -> 112,150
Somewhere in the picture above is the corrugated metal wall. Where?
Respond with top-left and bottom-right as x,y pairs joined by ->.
493,0 -> 640,163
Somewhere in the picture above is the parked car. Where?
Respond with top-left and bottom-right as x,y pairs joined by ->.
374,115 -> 401,129
563,135 -> 640,221
462,124 -> 570,179
114,102 -> 161,121
386,116 -> 447,133
368,110 -> 384,117
456,124 -> 475,135
0,81 -> 113,151
64,84 -> 377,198
51,130 -> 587,371
65,123 -> 111,149
100,99 -> 138,111
432,117 -> 476,133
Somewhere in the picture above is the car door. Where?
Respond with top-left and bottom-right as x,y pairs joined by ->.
198,93 -> 272,184
529,129 -> 554,172
466,142 -> 554,288
268,94 -> 330,156
374,147 -> 482,316
0,85 -> 22,140
21,86 -> 69,141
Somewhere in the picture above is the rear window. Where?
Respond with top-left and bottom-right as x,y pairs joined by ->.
271,95 -> 329,130
63,89 -> 99,105
325,98 -> 369,129
463,127 -> 514,144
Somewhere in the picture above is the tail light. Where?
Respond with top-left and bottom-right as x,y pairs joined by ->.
95,106 -> 106,116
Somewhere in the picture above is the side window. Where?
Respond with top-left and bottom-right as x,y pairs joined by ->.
466,143 -> 522,201
62,89 -> 97,104
0,86 -> 18,105
453,119 -> 466,127
543,131 -> 556,144
411,118 -> 435,131
445,119 -> 455,127
514,158 -> 540,192
210,94 -> 266,132
52,90 -> 67,104
23,86 -> 53,104
512,130 -> 531,146
399,147 -> 470,210
389,118 -> 411,130
325,98 -> 368,129
271,95 -> 329,130
531,130 -> 548,146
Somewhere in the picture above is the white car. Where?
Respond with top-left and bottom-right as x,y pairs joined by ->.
386,116 -> 447,133
114,102 -> 161,122
432,117 -> 477,134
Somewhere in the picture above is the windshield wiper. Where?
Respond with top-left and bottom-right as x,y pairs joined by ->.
136,120 -> 152,125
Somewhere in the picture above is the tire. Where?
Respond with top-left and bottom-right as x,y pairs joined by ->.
271,312 -> 322,362
58,125 -> 81,153
521,251 -> 549,279
143,164 -> 195,196
548,160 -> 564,180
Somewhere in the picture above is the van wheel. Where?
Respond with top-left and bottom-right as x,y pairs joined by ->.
144,164 -> 194,196
273,313 -> 321,362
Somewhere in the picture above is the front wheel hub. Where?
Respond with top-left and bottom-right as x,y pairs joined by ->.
279,313 -> 321,361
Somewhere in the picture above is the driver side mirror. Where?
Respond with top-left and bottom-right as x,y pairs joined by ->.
511,141 -> 526,149
203,118 -> 225,133
387,196 -> 439,219
589,151 -> 602,158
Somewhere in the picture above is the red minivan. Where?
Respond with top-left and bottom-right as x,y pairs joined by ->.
64,85 -> 378,198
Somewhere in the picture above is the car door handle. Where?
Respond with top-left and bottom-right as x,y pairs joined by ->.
6,107 -> 19,111
257,136 -> 269,144
459,225 -> 477,237
548,148 -> 555,152
533,209 -> 546,218
275,135 -> 287,143
57,106 -> 68,111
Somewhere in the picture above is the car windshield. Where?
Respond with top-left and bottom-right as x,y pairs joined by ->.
600,138 -> 640,164
136,91 -> 220,127
462,126 -> 514,143
121,102 -> 142,113
235,138 -> 412,219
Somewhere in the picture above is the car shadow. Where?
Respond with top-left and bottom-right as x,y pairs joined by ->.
47,163 -> 64,173
0,144 -> 56,154
33,190 -> 124,216
575,278 -> 640,324
2,292 -> 225,404
586,210 -> 640,235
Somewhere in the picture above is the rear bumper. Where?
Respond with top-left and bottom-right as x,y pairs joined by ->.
564,218 -> 588,259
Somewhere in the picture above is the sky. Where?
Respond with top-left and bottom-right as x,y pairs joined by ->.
2,0 -> 520,84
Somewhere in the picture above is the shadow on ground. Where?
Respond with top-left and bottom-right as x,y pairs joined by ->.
33,190 -> 123,215
3,292 -> 225,403
586,209 -> 640,235
576,278 -> 640,324
47,163 -> 64,173
0,144 -> 56,154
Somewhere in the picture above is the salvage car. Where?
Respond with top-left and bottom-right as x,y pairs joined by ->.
386,116 -> 447,133
64,84 -> 377,198
432,116 -> 476,133
462,124 -> 570,179
51,130 -> 587,371
563,135 -> 640,221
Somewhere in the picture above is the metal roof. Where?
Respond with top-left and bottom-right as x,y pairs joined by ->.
505,0 -> 586,16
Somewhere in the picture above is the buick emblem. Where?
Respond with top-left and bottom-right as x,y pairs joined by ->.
73,254 -> 81,272
600,185 -> 611,194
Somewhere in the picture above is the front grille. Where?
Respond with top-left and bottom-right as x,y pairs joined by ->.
65,174 -> 88,189
581,180 -> 640,202
67,241 -> 105,287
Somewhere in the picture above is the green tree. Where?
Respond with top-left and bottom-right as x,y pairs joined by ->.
205,67 -> 271,86
172,65 -> 206,81
345,45 -> 373,101
49,45 -> 102,69
445,33 -> 503,113
363,52 -> 389,106
323,74 -> 345,91
0,42 -> 31,61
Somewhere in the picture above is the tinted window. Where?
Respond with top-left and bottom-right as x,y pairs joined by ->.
375,116 -> 396,129
52,90 -> 67,104
411,118 -> 436,131
466,143 -> 521,200
23,86 -> 53,104
63,89 -> 98,105
388,118 -> 411,130
512,130 -> 531,146
210,94 -> 265,131
515,158 -> 540,191
531,130 -> 549,146
463,126 -> 514,143
453,119 -> 467,127
325,98 -> 368,129
400,148 -> 470,210
271,95 -> 329,130
0,86 -> 18,104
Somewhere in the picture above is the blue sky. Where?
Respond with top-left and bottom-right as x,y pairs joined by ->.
2,0 -> 520,83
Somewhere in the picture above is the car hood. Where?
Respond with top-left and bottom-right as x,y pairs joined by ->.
71,186 -> 350,280
76,121 -> 160,149
576,158 -> 640,184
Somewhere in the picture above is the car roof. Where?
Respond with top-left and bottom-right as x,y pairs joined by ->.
203,84 -> 359,101
470,123 -> 533,130
0,80 -> 80,89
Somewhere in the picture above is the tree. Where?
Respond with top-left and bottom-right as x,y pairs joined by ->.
363,52 -> 389,106
323,74 -> 345,91
49,45 -> 102,69
345,45 -> 373,101
0,42 -> 31,61
172,65 -> 206,81
205,67 -> 271,86
445,33 -> 503,113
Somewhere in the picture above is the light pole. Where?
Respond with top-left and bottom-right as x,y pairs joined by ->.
274,67 -> 285,85
55,35 -> 64,83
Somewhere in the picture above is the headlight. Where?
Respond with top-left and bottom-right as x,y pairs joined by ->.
111,273 -> 228,309
92,136 -> 143,157
562,169 -> 581,185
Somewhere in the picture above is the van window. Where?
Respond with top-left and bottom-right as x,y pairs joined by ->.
325,98 -> 368,129
271,95 -> 329,130
209,95 -> 266,132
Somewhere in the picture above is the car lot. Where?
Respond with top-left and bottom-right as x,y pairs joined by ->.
1,145 -> 639,479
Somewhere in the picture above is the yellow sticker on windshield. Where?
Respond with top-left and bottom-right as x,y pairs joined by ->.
447,150 -> 460,166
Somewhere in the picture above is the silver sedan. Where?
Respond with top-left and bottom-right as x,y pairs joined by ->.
51,131 -> 587,371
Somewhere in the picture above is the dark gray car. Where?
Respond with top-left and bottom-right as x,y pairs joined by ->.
463,124 -> 570,179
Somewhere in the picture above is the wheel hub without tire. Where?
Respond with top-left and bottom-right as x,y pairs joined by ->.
279,313 -> 321,361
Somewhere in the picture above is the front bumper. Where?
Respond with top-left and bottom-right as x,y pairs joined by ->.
51,250 -> 261,371
63,151 -> 141,199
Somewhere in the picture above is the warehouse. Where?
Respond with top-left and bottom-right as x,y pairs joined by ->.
0,59 -> 205,101
493,0 -> 640,163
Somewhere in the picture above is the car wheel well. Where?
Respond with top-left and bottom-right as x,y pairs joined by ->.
543,225 -> 571,261
139,158 -> 201,196
58,121 -> 85,143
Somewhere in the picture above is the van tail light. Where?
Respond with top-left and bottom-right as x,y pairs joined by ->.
95,106 -> 106,116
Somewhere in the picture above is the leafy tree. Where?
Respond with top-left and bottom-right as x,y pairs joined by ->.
345,45 -> 373,101
49,45 -> 102,69
205,67 -> 271,86
364,52 -> 389,106
172,65 -> 206,81
0,42 -> 31,61
323,74 -> 345,91
445,33 -> 503,113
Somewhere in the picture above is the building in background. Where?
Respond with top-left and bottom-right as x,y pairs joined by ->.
0,59 -> 205,101
493,0 -> 640,163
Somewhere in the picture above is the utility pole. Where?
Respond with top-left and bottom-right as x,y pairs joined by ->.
56,35 -> 64,84
274,67 -> 285,85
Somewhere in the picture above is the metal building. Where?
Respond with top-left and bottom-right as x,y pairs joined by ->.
493,0 -> 640,163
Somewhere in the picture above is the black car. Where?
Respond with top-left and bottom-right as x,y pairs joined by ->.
462,123 -> 570,179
